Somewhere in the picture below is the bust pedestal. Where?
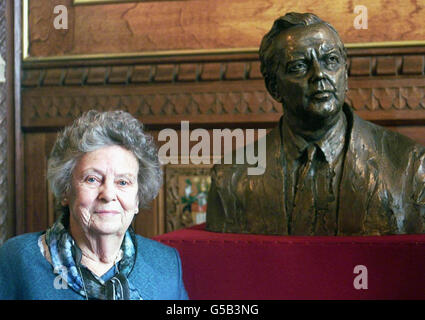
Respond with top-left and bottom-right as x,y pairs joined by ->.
154,223 -> 425,299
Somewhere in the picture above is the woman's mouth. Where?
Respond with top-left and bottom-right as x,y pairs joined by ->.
95,210 -> 120,215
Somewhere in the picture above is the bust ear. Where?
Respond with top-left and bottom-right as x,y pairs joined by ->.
344,63 -> 349,92
265,78 -> 283,103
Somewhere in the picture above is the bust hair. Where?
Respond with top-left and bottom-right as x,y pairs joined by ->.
259,12 -> 347,100
47,110 -> 163,209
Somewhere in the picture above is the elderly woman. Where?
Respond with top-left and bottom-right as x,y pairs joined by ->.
0,110 -> 188,300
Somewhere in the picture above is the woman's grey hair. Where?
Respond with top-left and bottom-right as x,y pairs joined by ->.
259,12 -> 347,98
47,110 -> 162,209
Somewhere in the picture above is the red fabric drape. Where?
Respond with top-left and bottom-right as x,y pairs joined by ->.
154,224 -> 425,299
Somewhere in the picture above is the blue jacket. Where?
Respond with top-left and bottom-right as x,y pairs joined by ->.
0,232 -> 188,300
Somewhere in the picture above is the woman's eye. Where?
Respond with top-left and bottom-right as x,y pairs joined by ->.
86,176 -> 97,183
118,180 -> 128,186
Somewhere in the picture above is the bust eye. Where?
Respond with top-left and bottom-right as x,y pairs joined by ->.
287,61 -> 307,73
326,54 -> 340,65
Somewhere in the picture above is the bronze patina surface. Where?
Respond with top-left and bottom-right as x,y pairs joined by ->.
206,12 -> 425,236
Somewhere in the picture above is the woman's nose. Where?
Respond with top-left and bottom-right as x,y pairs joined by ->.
98,181 -> 117,202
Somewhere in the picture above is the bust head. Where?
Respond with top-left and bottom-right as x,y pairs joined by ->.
259,13 -> 348,134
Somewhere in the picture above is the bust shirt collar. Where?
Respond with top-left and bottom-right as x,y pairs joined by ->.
281,112 -> 347,165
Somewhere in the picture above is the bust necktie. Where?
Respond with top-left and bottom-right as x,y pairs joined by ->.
291,144 -> 317,235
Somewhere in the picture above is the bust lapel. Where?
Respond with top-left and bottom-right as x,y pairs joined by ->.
337,108 -> 379,235
243,123 -> 287,234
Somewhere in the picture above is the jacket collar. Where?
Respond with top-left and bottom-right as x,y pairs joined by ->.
281,111 -> 347,165
337,104 -> 379,235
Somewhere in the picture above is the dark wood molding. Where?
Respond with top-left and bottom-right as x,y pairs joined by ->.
21,48 -> 425,86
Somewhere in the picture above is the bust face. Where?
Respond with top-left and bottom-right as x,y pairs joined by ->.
272,23 -> 347,127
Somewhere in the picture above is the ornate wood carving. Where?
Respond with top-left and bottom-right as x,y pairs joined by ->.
21,80 -> 283,128
21,78 -> 425,129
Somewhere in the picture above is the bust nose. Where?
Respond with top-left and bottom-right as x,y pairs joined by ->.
310,58 -> 325,82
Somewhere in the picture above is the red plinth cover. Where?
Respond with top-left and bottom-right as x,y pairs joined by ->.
153,224 -> 425,300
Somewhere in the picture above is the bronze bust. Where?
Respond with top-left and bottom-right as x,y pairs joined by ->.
206,12 -> 425,236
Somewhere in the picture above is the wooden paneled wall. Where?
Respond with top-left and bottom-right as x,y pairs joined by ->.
15,0 -> 425,239
27,0 -> 425,56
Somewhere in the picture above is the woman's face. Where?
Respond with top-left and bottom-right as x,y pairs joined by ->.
65,145 -> 139,237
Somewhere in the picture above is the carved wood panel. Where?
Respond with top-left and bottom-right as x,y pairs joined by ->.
21,79 -> 425,130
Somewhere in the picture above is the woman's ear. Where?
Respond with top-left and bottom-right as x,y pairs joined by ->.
135,199 -> 139,215
61,193 -> 69,206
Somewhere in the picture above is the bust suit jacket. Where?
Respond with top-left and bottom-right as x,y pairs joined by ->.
206,105 -> 425,235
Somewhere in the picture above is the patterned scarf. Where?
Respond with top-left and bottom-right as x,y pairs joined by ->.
45,213 -> 143,300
